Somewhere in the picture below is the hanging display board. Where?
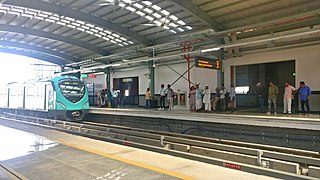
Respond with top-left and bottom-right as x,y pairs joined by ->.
195,56 -> 220,70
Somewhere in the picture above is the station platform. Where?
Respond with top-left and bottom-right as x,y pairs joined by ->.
88,107 -> 320,130
86,107 -> 320,152
0,120 -> 276,180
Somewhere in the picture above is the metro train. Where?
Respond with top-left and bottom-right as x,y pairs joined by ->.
0,76 -> 89,121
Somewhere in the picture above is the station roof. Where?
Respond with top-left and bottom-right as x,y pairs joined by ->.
0,0 -> 319,66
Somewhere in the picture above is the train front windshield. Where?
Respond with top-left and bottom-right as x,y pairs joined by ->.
58,79 -> 86,103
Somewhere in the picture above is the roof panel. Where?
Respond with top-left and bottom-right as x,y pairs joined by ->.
0,0 -> 318,64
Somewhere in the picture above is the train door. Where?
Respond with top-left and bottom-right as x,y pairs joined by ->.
25,86 -> 35,110
9,87 -> 20,108
0,88 -> 8,107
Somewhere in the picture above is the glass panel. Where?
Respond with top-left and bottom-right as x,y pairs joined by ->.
180,94 -> 186,106
58,79 -> 85,103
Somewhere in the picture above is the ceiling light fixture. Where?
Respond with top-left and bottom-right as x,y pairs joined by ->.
142,1 -> 152,6
144,8 -> 153,14
133,3 -> 143,9
152,5 -> 161,10
200,47 -> 221,53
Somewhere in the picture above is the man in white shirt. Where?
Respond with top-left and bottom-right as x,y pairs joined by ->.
203,85 -> 211,112
166,84 -> 174,111
283,81 -> 295,114
159,84 -> 166,110
112,89 -> 119,108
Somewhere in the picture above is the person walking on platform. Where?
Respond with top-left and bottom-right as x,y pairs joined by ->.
189,86 -> 196,111
228,84 -> 236,113
159,84 -> 166,110
220,85 -> 227,111
255,83 -> 266,113
203,85 -> 211,112
166,84 -> 174,111
195,83 -> 203,112
283,81 -> 295,114
298,81 -> 311,115
211,87 -> 220,111
267,82 -> 279,115
145,88 -> 151,109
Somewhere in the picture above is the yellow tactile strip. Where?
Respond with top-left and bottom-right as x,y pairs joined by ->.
53,140 -> 197,180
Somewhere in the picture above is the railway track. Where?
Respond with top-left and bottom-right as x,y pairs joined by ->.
1,112 -> 320,180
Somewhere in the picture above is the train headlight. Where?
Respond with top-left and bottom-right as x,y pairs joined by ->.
57,101 -> 66,109
82,101 -> 88,108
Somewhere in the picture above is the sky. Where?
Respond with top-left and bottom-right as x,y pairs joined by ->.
0,52 -> 60,85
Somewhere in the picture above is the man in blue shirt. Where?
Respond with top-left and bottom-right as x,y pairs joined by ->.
298,81 -> 311,115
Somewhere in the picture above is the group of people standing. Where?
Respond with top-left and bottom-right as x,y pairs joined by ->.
98,89 -> 120,108
189,83 -> 236,113
254,81 -> 311,115
144,84 -> 175,110
159,84 -> 175,110
144,80 -> 312,115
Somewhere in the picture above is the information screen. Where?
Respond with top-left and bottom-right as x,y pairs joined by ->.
195,56 -> 220,70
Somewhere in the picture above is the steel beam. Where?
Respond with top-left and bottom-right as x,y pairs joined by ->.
169,0 -> 223,31
0,47 -> 65,65
0,24 -> 108,55
0,40 -> 77,62
4,0 -> 149,45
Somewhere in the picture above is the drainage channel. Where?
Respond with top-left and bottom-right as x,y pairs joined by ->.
1,113 -> 320,180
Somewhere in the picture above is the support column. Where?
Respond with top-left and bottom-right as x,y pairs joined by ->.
181,42 -> 192,91
211,46 -> 225,86
218,48 -> 224,86
105,67 -> 111,90
60,65 -> 65,72
148,60 -> 155,96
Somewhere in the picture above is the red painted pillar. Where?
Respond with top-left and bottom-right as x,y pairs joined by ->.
182,42 -> 191,91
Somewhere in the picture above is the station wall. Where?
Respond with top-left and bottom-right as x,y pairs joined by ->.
82,74 -> 106,94
155,63 -> 190,94
110,67 -> 149,94
110,62 -> 218,95
223,45 -> 320,111
223,45 -> 320,90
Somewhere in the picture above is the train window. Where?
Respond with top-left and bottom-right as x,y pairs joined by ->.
58,79 -> 85,103
10,89 -> 17,96
26,87 -> 35,96
18,89 -> 23,96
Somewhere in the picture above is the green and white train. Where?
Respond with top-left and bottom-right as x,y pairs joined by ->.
0,76 -> 89,121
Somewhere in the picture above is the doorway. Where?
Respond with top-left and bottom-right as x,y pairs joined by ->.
113,77 -> 139,106
235,60 -> 295,107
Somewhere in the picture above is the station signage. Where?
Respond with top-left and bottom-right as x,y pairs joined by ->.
122,78 -> 133,83
81,74 -> 88,78
223,162 -> 241,170
88,74 -> 97,78
195,56 -> 220,70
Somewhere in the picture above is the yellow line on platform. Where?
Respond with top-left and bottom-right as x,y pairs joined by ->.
55,140 -> 197,180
